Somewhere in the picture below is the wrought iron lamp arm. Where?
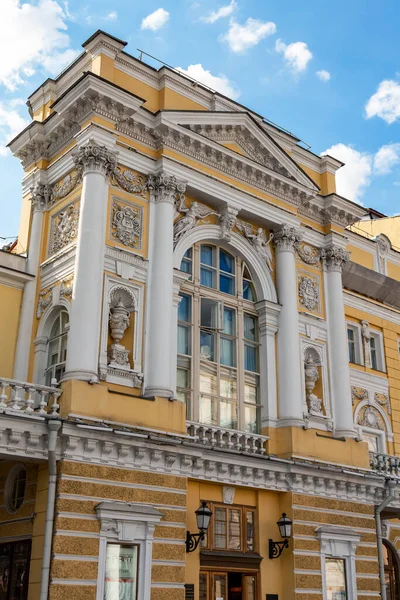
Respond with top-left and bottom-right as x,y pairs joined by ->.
186,530 -> 206,553
269,538 -> 289,559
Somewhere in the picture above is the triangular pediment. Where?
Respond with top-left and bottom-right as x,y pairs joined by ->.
166,112 -> 319,192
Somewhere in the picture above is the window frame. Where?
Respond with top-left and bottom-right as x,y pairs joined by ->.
44,310 -> 69,385
346,322 -> 363,366
368,329 -> 386,372
4,463 -> 27,514
200,502 -> 257,554
317,525 -> 360,600
179,243 -> 261,433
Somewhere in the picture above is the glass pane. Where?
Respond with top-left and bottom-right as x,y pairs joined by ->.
201,298 -> 219,329
245,405 -> 258,434
220,378 -> 237,399
47,340 -> 59,366
244,575 -> 256,600
228,509 -> 241,550
178,325 -> 190,355
220,250 -> 235,273
245,384 -> 257,405
104,544 -> 138,600
9,541 -> 31,600
220,274 -> 235,295
178,294 -> 191,322
199,573 -> 207,600
223,308 -> 235,335
243,280 -> 256,301
199,396 -> 217,425
325,558 -> 347,600
244,314 -> 257,341
200,331 -> 215,361
220,338 -> 236,367
244,344 -> 258,372
50,316 -> 61,338
214,508 -> 227,549
184,248 -> 192,259
246,511 -> 255,551
180,259 -> 192,275
214,574 -> 227,600
61,311 -> 69,331
347,328 -> 354,341
201,245 -> 215,266
200,372 -> 217,395
201,267 -> 217,289
177,367 -> 189,389
220,400 -> 238,429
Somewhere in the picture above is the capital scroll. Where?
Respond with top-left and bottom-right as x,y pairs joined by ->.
73,141 -> 117,177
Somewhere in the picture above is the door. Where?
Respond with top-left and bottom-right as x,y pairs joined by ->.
0,540 -> 31,600
199,571 -> 258,600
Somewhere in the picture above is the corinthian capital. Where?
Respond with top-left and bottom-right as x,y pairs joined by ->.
30,183 -> 51,212
73,141 -> 117,177
321,245 -> 350,272
273,224 -> 303,253
147,172 -> 186,205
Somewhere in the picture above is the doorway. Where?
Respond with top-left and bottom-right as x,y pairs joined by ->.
200,570 -> 258,600
0,540 -> 31,600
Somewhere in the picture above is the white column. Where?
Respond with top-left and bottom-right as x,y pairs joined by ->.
323,244 -> 356,438
64,142 -> 117,381
144,174 -> 186,398
273,225 -> 304,425
13,184 -> 49,381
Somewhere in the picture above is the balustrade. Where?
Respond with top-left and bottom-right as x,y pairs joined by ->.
0,377 -> 61,417
187,421 -> 268,455
370,452 -> 400,476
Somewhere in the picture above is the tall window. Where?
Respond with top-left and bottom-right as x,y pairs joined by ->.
177,243 -> 260,433
325,558 -> 347,600
45,311 -> 69,385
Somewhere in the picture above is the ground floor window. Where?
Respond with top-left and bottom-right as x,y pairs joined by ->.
325,558 -> 347,600
199,571 -> 257,600
0,540 -> 31,600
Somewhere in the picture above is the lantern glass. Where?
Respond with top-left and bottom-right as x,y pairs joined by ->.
277,513 -> 292,539
196,502 -> 212,532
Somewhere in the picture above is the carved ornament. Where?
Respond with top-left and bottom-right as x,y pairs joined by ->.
219,206 -> 238,242
49,201 -> 79,255
297,243 -> 321,265
357,405 -> 385,431
321,245 -> 350,272
111,167 -> 147,197
298,274 -> 319,312
351,386 -> 368,404
273,225 -> 303,253
73,141 -> 117,176
236,220 -> 273,271
173,197 -> 217,245
111,198 -> 143,250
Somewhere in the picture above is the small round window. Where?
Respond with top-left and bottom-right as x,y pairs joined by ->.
5,464 -> 27,513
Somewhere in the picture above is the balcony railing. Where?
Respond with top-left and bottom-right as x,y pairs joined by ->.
370,452 -> 400,477
186,421 -> 268,455
0,377 -> 61,417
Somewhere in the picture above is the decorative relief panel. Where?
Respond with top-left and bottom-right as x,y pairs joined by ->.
351,386 -> 368,404
111,196 -> 144,251
296,242 -> 321,265
375,392 -> 391,413
236,220 -> 273,271
48,199 -> 80,256
174,196 -> 218,245
110,167 -> 147,198
298,272 -> 320,312
357,405 -> 385,431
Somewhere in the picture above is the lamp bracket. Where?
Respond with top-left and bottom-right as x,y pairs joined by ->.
186,530 -> 205,553
269,538 -> 289,559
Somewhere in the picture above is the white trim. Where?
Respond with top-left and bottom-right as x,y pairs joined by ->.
33,299 -> 71,384
344,290 -> 400,324
4,463 -> 27,514
96,501 -> 163,600
346,320 -> 363,366
317,525 -> 360,600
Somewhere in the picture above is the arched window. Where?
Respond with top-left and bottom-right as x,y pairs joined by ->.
177,243 -> 260,433
44,310 -> 69,385
383,539 -> 400,600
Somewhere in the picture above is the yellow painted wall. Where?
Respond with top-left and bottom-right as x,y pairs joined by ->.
60,380 -> 186,434
353,216 -> 400,249
0,284 -> 22,377
388,261 -> 400,281
347,244 -> 375,270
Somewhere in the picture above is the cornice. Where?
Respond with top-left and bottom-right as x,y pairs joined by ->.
344,290 -> 400,324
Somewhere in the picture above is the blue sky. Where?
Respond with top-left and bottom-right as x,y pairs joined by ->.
1,0 -> 400,242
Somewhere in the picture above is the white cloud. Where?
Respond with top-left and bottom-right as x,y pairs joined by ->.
0,101 -> 30,156
202,0 -> 236,23
373,143 -> 400,175
321,143 -> 372,204
316,69 -> 331,82
41,48 -> 80,76
176,64 -> 240,99
141,8 -> 169,31
365,80 -> 400,124
221,18 -> 277,53
275,39 -> 312,72
0,0 -> 78,90
106,11 -> 118,20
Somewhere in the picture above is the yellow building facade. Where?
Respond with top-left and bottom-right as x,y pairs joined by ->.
1,29 -> 400,600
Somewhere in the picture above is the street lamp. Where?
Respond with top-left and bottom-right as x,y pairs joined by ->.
269,513 -> 292,559
186,502 -> 212,553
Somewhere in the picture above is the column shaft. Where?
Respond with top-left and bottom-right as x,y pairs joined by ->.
323,246 -> 355,437
274,226 -> 304,424
64,143 -> 116,381
13,186 -> 48,381
144,174 -> 186,398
